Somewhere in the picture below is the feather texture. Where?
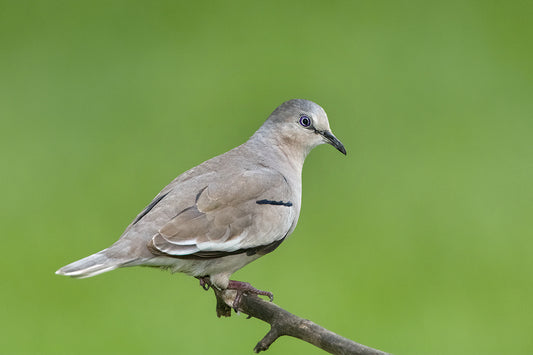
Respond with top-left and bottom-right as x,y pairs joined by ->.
55,99 -> 345,289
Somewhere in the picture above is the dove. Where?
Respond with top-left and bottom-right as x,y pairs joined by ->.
56,99 -> 346,305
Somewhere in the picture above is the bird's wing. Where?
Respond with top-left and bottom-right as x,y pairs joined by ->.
148,168 -> 295,258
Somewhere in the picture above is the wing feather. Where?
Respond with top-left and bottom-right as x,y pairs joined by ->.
149,168 -> 294,257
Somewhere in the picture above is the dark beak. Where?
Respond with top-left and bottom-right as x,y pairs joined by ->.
321,130 -> 347,155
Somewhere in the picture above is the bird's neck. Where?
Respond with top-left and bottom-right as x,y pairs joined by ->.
246,129 -> 308,178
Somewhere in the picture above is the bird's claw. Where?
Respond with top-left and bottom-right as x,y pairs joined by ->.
197,277 -> 273,315
198,276 -> 211,291
227,280 -> 274,312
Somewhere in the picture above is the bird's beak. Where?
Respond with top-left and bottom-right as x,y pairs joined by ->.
321,130 -> 347,155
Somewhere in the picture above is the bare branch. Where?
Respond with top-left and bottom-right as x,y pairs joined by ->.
213,288 -> 390,355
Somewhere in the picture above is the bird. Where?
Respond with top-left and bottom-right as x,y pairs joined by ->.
56,99 -> 346,306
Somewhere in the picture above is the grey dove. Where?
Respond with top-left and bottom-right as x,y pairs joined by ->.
56,99 -> 346,302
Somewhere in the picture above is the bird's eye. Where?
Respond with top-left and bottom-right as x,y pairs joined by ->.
299,116 -> 311,127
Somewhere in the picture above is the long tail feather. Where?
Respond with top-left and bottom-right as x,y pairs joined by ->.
55,250 -> 129,278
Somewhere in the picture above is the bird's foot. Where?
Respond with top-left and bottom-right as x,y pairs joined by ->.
197,276 -> 211,291
227,280 -> 274,311
196,277 -> 273,316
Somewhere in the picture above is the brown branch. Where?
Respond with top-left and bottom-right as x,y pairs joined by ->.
212,288 -> 391,355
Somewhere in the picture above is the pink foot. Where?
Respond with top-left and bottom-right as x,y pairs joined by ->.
198,276 -> 211,291
227,280 -> 274,311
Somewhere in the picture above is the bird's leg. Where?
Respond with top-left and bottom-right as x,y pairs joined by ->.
227,280 -> 274,311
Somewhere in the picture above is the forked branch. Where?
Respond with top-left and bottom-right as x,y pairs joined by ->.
212,288 -> 390,355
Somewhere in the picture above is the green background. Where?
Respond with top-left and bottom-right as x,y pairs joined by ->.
1,1 -> 532,354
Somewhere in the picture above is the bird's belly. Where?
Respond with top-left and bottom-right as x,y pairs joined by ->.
145,253 -> 261,278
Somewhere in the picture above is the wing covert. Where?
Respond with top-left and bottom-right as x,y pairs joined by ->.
148,169 -> 295,257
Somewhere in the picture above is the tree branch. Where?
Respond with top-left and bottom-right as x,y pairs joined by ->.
212,288 -> 390,355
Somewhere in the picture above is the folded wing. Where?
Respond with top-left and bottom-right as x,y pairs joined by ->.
148,169 -> 294,258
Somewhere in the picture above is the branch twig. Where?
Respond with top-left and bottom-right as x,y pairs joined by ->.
212,288 -> 390,355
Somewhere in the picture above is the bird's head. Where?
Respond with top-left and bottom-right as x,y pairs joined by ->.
259,99 -> 346,159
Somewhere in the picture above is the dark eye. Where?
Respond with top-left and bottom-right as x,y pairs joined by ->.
299,115 -> 311,127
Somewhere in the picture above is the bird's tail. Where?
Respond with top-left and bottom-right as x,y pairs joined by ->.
55,249 -> 133,278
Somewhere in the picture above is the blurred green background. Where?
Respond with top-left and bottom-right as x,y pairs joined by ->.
1,0 -> 532,354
